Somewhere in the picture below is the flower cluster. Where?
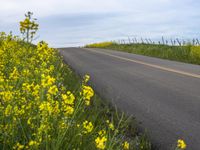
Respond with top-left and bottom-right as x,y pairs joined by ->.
0,33 -> 96,149
0,32 -> 152,150
176,139 -> 187,150
95,130 -> 107,149
83,120 -> 94,134
123,141 -> 130,150
80,75 -> 94,106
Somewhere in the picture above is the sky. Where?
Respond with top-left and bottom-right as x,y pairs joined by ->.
0,0 -> 200,47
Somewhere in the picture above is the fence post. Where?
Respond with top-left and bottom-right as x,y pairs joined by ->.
162,36 -> 165,45
176,38 -> 181,46
135,38 -> 137,43
196,39 -> 200,45
141,38 -> 144,44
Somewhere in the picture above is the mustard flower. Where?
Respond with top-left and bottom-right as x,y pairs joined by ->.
1,91 -> 13,102
13,142 -> 24,150
177,139 -> 187,149
106,120 -> 114,130
29,140 -> 39,147
48,85 -> 58,95
109,123 -> 115,131
81,85 -> 94,105
62,91 -> 75,105
64,105 -> 74,115
123,141 -> 130,150
5,104 -> 12,116
83,120 -> 94,133
98,130 -> 106,136
9,67 -> 19,80
84,74 -> 90,83
95,136 -> 107,149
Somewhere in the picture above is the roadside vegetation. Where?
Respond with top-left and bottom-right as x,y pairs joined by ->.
85,42 -> 200,65
0,12 -> 187,150
0,32 -> 153,150
0,12 -> 153,150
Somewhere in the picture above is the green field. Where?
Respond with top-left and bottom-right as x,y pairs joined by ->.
86,42 -> 200,65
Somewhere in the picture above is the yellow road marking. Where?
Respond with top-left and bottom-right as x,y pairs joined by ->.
83,48 -> 200,79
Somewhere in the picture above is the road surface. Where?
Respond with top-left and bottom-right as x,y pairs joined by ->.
59,47 -> 200,150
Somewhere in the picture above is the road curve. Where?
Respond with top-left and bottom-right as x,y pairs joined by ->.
59,47 -> 200,150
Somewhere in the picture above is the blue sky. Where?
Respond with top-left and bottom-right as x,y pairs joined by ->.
0,0 -> 200,47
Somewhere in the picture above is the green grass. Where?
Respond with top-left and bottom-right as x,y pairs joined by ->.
86,42 -> 200,65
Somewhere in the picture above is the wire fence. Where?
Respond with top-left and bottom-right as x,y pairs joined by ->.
112,37 -> 200,46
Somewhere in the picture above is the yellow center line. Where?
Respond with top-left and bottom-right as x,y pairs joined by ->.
83,48 -> 200,79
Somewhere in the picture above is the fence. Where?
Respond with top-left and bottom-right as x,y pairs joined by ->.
112,37 -> 200,46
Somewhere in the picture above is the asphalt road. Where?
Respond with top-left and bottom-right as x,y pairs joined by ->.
59,47 -> 200,150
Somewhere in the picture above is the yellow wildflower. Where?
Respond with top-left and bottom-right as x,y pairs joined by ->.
22,83 -> 33,92
98,130 -> 106,136
59,121 -> 67,129
13,142 -> 24,150
53,101 -> 60,115
64,105 -> 74,115
27,118 -> 32,125
49,65 -> 54,72
95,136 -> 107,149
9,67 -> 19,80
106,120 -> 114,130
0,74 -> 4,83
29,140 -> 39,147
39,101 -> 54,115
47,76 -> 55,86
1,91 -> 13,102
62,91 -> 75,105
109,123 -> 114,131
14,105 -> 25,116
48,85 -> 58,95
5,104 -> 12,116
123,141 -> 130,150
83,120 -> 94,133
177,139 -> 187,149
41,75 -> 55,87
81,85 -> 94,105
22,69 -> 30,77
32,84 -> 40,97
84,74 -> 90,83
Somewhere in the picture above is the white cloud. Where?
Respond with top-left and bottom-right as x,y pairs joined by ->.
0,0 -> 124,23
0,0 -> 199,46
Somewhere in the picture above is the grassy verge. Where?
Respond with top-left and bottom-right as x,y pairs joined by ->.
0,32 -> 151,150
85,42 -> 200,65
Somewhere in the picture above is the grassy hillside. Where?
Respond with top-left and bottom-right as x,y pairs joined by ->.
0,33 -> 152,150
86,42 -> 200,65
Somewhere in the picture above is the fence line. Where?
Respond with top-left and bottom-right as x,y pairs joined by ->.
112,37 -> 200,46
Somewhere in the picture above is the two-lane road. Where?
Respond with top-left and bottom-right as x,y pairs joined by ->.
59,48 -> 200,150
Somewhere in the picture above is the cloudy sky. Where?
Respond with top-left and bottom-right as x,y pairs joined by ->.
0,0 -> 200,47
